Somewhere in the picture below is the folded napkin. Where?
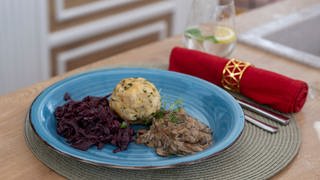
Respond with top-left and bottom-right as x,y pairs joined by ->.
168,47 -> 308,113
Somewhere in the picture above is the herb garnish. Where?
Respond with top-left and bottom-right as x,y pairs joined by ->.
153,99 -> 184,123
120,121 -> 127,128
124,83 -> 133,90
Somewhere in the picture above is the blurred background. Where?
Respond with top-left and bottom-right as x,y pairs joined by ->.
0,0 -> 280,95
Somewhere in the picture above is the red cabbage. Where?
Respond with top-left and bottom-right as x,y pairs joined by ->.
54,93 -> 134,153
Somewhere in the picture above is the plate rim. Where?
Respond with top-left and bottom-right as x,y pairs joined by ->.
29,67 -> 245,169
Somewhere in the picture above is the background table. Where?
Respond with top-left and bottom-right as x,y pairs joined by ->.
1,0 -> 320,179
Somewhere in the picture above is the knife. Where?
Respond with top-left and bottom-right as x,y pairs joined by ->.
237,98 -> 290,125
245,114 -> 278,133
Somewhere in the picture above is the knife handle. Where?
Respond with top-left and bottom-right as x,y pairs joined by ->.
245,114 -> 278,133
237,99 -> 290,125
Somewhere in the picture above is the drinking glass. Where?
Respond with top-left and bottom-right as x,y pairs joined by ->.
183,0 -> 236,57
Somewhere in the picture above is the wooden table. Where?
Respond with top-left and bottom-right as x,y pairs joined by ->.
1,0 -> 320,179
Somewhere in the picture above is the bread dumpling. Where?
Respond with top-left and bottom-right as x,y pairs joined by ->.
110,78 -> 161,123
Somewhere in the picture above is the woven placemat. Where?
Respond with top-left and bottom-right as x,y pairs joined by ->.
24,108 -> 300,180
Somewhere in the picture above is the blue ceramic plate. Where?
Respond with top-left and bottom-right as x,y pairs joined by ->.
30,68 -> 244,169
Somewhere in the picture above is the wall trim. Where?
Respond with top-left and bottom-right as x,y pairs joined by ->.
49,1 -> 174,48
56,21 -> 167,74
54,0 -> 137,22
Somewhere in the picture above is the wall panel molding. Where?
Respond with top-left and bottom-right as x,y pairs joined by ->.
0,0 -> 190,95
49,1 -> 174,47
48,0 -> 176,76
49,0 -> 160,32
56,21 -> 167,74
55,0 -> 137,22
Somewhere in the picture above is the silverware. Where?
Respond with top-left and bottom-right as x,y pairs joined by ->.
245,114 -> 278,133
237,98 -> 290,125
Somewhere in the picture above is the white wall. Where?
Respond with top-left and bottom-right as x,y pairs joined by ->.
0,0 -> 48,95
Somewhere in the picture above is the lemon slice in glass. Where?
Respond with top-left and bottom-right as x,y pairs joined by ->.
213,26 -> 236,44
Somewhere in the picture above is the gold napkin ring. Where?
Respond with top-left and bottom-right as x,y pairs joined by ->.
221,58 -> 251,92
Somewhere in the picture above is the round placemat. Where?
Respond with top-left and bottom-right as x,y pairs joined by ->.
24,108 -> 300,180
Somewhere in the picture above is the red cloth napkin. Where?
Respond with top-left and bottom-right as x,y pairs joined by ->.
168,47 -> 308,113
